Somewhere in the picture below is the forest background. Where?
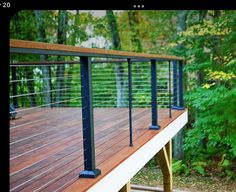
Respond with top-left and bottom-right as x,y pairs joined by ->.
10,10 -> 236,186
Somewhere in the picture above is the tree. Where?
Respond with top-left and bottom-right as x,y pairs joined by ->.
127,10 -> 142,52
173,10 -> 187,161
211,10 -> 222,67
71,10 -> 80,46
55,10 -> 68,106
11,11 -> 37,107
106,10 -> 127,107
35,10 -> 51,106
181,10 -> 236,176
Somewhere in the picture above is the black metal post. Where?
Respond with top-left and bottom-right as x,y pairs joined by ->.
49,66 -> 53,108
79,56 -> 101,178
178,60 -> 184,108
149,59 -> 160,130
168,61 -> 172,118
11,66 -> 18,108
128,58 -> 133,146
173,60 -> 178,107
172,60 -> 184,110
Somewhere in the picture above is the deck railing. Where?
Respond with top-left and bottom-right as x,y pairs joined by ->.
10,39 -> 185,178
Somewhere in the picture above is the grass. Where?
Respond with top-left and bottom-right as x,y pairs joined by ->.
131,166 -> 236,192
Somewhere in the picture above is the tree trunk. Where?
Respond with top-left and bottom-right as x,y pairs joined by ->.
212,10 -> 222,67
71,10 -> 80,46
13,13 -> 37,107
196,10 -> 208,86
56,10 -> 68,106
194,11 -> 209,150
127,11 -> 143,76
35,10 -> 51,106
106,10 -> 126,107
173,10 -> 187,160
127,11 -> 142,52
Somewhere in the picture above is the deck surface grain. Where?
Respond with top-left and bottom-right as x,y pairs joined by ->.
10,108 -> 185,192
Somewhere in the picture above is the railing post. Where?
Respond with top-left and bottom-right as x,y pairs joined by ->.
149,59 -> 160,130
172,60 -> 178,107
168,61 -> 172,118
127,58 -> 133,146
11,66 -> 18,108
49,66 -> 53,108
179,60 -> 184,108
172,60 -> 184,110
79,56 -> 101,178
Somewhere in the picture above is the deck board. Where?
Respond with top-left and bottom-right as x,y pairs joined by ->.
10,108 -> 185,192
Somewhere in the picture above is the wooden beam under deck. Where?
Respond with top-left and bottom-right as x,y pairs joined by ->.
156,140 -> 173,192
119,182 -> 131,192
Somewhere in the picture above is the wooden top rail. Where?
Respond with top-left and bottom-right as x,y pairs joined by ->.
10,39 -> 184,61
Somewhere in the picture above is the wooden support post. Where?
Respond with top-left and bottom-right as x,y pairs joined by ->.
156,140 -> 172,192
119,181 -> 131,192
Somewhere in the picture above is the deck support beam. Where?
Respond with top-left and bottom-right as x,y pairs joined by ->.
156,140 -> 172,192
119,181 -> 131,192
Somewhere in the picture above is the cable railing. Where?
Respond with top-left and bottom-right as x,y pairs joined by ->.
9,39 -> 184,179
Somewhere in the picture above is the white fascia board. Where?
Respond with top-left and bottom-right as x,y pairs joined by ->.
88,110 -> 188,192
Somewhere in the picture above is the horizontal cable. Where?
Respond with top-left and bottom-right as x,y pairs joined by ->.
92,88 -> 169,91
10,87 -> 80,98
92,104 -> 172,107
93,73 -> 121,77
92,84 -> 151,88
93,92 -> 168,98
10,64 -> 78,67
91,77 -> 117,80
94,100 -> 169,104
10,76 -> 80,83
11,98 -> 81,114
10,58 -> 155,66
92,88 -> 153,91
93,101 -> 117,103
93,104 -> 117,107
10,60 -> 80,66
13,96 -> 82,101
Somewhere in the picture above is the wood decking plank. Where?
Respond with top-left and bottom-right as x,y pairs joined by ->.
41,110 -> 163,192
9,109 -> 123,182
10,108 -> 185,192
10,108 -> 130,189
10,108 -> 121,173
64,110 -> 184,192
10,108 -> 81,142
11,109 -> 149,191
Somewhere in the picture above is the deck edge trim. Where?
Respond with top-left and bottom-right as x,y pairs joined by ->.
87,110 -> 188,192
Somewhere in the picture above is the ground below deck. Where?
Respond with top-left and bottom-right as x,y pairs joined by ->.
10,108 -> 185,192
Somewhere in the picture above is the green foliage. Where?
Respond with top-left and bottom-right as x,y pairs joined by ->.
172,160 -> 190,176
117,11 -> 178,53
191,161 -> 207,176
192,165 -> 205,176
218,154 -> 235,179
181,10 -> 236,179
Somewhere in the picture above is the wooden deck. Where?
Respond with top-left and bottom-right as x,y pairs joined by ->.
10,108 -> 187,192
